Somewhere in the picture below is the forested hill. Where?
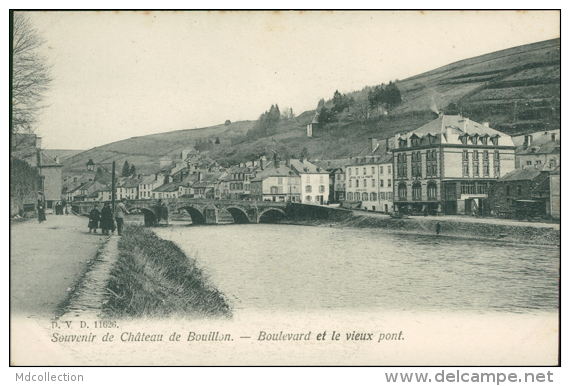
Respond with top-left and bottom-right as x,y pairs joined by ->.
63,38 -> 559,171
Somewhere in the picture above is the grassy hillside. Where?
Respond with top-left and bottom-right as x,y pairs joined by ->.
63,38 -> 560,171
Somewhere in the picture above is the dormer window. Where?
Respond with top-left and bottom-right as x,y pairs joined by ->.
399,138 -> 407,148
481,135 -> 488,145
471,135 -> 479,145
491,135 -> 499,146
427,134 -> 436,145
411,135 -> 421,147
460,134 -> 469,145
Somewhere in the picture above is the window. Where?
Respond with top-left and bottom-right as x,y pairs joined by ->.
372,179 -> 376,187
491,136 -> 499,146
481,136 -> 488,145
355,192 -> 361,201
427,181 -> 437,200
462,151 -> 469,176
388,179 -> 391,187
399,138 -> 407,148
356,168 -> 359,175
388,166 -> 391,174
363,179 -> 367,188
319,185 -> 325,193
362,192 -> 369,201
526,161 -> 532,166
363,167 -> 367,175
461,181 -> 476,195
380,179 -> 384,187
320,175 -> 324,183
535,160 -> 542,165
347,192 -> 353,201
380,166 -> 384,174
355,180 -> 359,188
471,135 -> 478,145
494,151 -> 500,177
397,153 -> 408,178
371,167 -> 375,174
412,182 -> 422,200
460,134 -> 468,145
348,168 -> 352,176
473,150 -> 479,176
380,192 -> 385,200
305,196 -> 311,202
371,192 -> 377,201
549,158 -> 557,168
278,177 -> 283,185
412,151 -> 422,178
349,180 -> 352,188
305,185 -> 312,193
411,136 -> 420,147
398,183 -> 407,200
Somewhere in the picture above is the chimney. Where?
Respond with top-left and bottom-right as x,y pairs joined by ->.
260,156 -> 266,170
551,133 -> 557,141
369,138 -> 378,153
286,158 -> 291,167
385,137 -> 390,152
198,171 -> 203,182
483,122 -> 489,128
54,155 -> 60,164
36,149 -> 42,167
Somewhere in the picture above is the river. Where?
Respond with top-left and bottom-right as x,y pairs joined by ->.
154,224 -> 559,314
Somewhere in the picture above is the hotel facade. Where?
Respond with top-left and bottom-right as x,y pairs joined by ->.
392,115 -> 516,215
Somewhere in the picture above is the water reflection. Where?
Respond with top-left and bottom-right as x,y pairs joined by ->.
155,224 -> 559,314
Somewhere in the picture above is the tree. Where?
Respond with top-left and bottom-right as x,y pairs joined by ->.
318,106 -> 336,125
300,147 -> 310,160
281,107 -> 295,120
11,13 -> 52,151
121,160 -> 130,177
331,90 -> 349,114
384,81 -> 402,111
224,120 -> 231,126
129,164 -> 136,176
215,136 -> 220,145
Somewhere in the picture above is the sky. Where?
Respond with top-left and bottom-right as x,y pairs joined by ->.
21,10 -> 560,150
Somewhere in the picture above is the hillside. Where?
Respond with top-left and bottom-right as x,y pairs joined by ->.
63,38 -> 560,171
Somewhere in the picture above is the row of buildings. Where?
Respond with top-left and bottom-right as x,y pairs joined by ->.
58,114 -> 560,220
321,115 -> 560,219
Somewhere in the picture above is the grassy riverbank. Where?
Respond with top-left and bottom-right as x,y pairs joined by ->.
103,224 -> 232,319
286,215 -> 560,246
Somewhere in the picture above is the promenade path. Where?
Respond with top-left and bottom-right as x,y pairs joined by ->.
10,214 -> 108,318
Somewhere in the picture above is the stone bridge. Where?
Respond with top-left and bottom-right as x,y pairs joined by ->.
73,198 -> 353,225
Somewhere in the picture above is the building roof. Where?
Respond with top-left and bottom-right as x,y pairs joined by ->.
315,159 -> 351,171
152,182 -> 181,192
515,134 -> 561,156
250,161 -> 299,181
398,115 -> 514,147
288,159 -> 328,174
498,165 -> 547,182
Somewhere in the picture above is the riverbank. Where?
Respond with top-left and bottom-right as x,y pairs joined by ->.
103,224 -> 232,319
284,213 -> 560,246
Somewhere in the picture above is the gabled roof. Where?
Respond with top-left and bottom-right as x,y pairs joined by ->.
288,159 -> 327,174
250,161 -> 299,181
152,182 -> 180,192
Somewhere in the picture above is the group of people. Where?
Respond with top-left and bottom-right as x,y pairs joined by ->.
54,201 -> 68,215
87,198 -> 129,236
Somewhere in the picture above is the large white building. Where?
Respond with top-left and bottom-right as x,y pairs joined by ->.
345,139 -> 394,212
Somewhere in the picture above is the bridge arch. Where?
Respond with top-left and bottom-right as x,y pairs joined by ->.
224,206 -> 251,224
130,207 -> 158,226
258,208 -> 286,223
179,206 -> 206,225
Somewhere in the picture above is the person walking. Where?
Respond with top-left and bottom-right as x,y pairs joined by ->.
114,198 -> 129,236
100,203 -> 114,235
88,204 -> 101,233
37,199 -> 46,224
436,222 -> 441,235
161,200 -> 170,226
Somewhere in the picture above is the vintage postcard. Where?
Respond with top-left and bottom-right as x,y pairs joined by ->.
10,10 -> 560,371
